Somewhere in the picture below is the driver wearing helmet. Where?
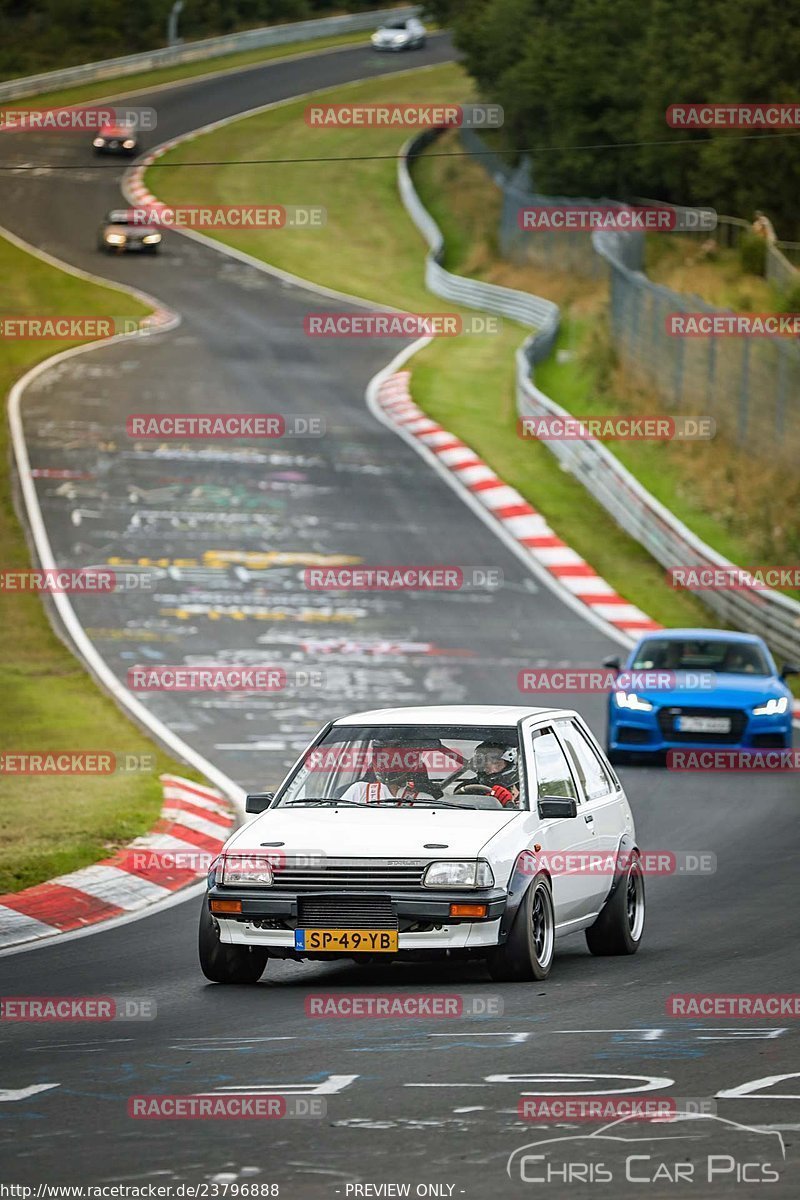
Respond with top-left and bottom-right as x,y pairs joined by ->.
470,741 -> 520,807
340,743 -> 435,805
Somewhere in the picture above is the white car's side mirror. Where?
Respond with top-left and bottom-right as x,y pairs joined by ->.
538,795 -> 578,819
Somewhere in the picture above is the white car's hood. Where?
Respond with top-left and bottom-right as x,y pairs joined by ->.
227,806 -> 518,859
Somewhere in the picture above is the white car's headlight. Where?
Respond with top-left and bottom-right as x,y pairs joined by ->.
219,854 -> 274,887
122,138 -> 136,149
105,233 -> 126,244
93,137 -> 104,147
392,34 -> 408,44
423,860 -> 494,889
753,696 -> 788,716
142,233 -> 161,243
614,691 -> 654,712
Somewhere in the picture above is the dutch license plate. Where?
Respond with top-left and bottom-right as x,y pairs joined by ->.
294,928 -> 398,953
676,715 -> 731,734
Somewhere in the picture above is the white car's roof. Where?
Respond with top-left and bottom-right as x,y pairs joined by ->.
333,704 -> 569,727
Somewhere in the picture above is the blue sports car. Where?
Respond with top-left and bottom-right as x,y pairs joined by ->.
605,629 -> 797,762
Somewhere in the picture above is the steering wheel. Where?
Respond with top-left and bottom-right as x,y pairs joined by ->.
452,781 -> 493,796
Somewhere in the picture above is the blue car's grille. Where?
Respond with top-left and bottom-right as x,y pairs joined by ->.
657,706 -> 747,744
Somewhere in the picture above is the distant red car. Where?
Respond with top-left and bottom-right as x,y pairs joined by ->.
93,121 -> 139,156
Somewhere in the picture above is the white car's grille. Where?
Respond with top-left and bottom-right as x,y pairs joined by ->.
273,857 -> 428,890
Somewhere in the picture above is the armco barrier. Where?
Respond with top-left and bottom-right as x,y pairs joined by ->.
0,7 -> 418,102
399,128 -> 800,663
400,130 -> 560,357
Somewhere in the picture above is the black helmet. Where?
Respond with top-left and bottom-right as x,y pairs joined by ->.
471,741 -> 518,788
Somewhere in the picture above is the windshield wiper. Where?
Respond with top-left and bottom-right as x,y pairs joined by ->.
283,798 -> 375,808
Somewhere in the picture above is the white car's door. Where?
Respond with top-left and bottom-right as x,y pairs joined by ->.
552,716 -> 630,910
519,716 -> 601,928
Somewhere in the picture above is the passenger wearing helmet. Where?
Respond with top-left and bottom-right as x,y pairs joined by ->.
469,741 -> 520,807
340,743 -> 435,805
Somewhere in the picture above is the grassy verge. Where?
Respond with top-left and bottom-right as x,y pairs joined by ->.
148,66 -> 712,631
644,234 -> 780,312
8,30 -> 383,111
0,235 -> 204,893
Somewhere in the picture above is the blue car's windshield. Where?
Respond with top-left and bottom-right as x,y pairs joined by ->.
632,638 -> 770,675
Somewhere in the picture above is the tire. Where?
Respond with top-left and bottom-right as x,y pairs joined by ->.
487,873 -> 555,982
586,853 -> 645,956
198,899 -> 268,984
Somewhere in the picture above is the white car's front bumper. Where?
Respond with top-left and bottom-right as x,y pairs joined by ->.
217,917 -> 503,951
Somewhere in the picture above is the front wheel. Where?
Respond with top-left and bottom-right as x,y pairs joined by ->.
487,874 -> 554,981
199,899 -> 268,983
586,854 -> 645,955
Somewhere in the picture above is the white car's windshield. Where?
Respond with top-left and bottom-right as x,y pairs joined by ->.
276,724 -> 523,809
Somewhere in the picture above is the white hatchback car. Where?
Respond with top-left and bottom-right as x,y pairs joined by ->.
370,16 -> 427,50
200,705 -> 645,984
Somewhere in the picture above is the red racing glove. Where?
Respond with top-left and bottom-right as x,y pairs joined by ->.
490,784 -> 515,806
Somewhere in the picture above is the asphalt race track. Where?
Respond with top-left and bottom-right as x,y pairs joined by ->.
1,34 -> 798,1198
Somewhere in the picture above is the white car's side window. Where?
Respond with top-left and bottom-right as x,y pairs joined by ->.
532,727 -> 579,801
558,720 -> 615,801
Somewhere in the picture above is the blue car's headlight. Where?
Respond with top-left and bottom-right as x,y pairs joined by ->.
752,697 -> 789,716
614,691 -> 654,712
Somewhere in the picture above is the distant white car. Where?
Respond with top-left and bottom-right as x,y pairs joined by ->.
200,705 -> 645,984
370,16 -> 427,50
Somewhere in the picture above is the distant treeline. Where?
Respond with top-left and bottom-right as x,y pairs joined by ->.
427,0 -> 800,239
0,1 -> 387,80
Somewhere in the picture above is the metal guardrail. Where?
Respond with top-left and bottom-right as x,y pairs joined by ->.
399,127 -> 800,662
400,130 -> 560,355
0,7 -> 417,101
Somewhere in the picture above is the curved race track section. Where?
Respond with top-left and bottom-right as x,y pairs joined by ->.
0,36 -> 798,1198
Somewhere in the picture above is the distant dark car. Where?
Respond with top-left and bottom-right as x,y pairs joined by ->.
97,209 -> 161,254
93,121 -> 139,155
371,16 -> 427,50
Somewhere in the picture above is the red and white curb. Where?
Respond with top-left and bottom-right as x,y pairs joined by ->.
378,371 -> 661,638
0,775 -> 234,950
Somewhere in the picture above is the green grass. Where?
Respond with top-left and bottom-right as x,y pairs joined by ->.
7,30 -> 381,110
147,65 -> 472,304
0,234 -> 205,893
